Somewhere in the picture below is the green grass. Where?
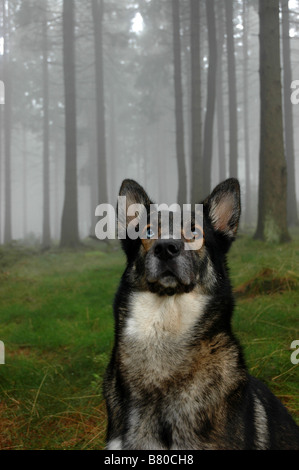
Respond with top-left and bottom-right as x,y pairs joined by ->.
0,244 -> 125,449
0,234 -> 298,449
229,230 -> 299,421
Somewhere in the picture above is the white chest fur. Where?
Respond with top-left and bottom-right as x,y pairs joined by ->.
121,290 -> 210,403
124,290 -> 209,340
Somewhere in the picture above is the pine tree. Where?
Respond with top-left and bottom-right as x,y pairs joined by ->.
254,0 -> 290,243
60,0 -> 80,247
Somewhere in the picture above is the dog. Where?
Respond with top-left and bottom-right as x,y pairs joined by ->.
103,178 -> 299,450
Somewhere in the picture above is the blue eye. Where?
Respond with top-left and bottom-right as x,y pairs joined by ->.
146,227 -> 155,239
192,226 -> 203,239
184,225 -> 203,242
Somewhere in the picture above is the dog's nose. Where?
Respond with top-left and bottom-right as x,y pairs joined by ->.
154,239 -> 182,260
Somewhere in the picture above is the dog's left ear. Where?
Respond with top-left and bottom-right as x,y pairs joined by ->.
204,178 -> 241,240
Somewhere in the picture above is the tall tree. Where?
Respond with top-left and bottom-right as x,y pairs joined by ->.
3,0 -> 12,244
202,0 -> 217,196
281,0 -> 298,226
60,0 -> 80,247
190,0 -> 202,204
254,0 -> 290,243
22,126 -> 28,239
225,0 -> 238,179
0,52 -> 2,243
91,0 -> 108,210
243,1 -> 251,226
172,0 -> 187,206
42,1 -> 51,249
108,82 -> 117,204
216,0 -> 226,183
0,3 -> 2,243
0,103 -> 2,244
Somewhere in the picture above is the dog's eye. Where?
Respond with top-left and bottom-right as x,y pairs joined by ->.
184,224 -> 204,242
146,227 -> 155,239
193,226 -> 204,239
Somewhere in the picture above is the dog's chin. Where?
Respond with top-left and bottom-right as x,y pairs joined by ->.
147,275 -> 195,296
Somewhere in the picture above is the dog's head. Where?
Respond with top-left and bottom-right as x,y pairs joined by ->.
118,179 -> 241,296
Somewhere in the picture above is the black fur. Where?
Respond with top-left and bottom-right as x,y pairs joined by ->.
103,179 -> 299,450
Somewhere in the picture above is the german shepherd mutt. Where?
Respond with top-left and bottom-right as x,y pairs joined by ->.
103,178 -> 299,450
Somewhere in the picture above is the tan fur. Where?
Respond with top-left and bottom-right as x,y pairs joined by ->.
116,291 -> 246,449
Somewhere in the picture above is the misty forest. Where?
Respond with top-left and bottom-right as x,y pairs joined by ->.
0,0 -> 299,451
0,0 -> 298,247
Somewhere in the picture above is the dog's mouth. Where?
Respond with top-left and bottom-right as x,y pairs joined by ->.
144,252 -> 197,296
146,269 -> 195,296
155,270 -> 179,288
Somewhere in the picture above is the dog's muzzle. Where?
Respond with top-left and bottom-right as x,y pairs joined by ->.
145,239 -> 195,295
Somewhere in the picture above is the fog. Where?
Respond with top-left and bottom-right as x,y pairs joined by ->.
0,0 -> 298,246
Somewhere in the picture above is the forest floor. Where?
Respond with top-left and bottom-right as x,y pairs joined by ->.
0,231 -> 298,450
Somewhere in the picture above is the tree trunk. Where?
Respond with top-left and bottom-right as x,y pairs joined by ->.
281,0 -> 298,226
109,83 -> 117,205
190,0 -> 202,204
42,3 -> 51,249
202,0 -> 217,197
87,98 -> 98,236
225,0 -> 238,179
3,0 -> 12,244
54,138 -> 60,241
216,0 -> 226,183
172,0 -> 187,206
0,98 -> 2,243
22,126 -> 27,239
0,106 -> 3,245
91,0 -> 108,207
254,0 -> 290,243
243,1 -> 251,226
60,0 -> 80,247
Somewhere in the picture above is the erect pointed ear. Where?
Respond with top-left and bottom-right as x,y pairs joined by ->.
119,179 -> 152,211
204,178 -> 241,239
117,179 -> 153,231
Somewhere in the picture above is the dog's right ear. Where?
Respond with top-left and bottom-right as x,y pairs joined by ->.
118,179 -> 152,219
117,179 -> 153,258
